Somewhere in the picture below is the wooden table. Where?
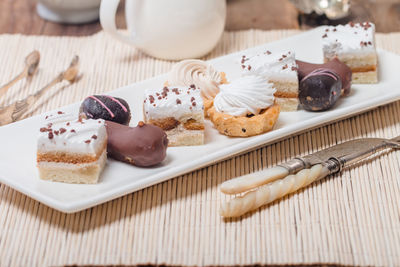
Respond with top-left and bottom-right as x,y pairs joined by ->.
1,0 -> 399,36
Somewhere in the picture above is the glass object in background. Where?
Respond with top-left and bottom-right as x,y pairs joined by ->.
289,0 -> 351,20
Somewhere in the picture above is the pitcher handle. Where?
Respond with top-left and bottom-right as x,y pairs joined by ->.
100,0 -> 133,45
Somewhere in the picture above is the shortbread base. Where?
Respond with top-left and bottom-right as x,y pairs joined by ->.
166,124 -> 204,146
275,97 -> 299,112
352,70 -> 378,84
324,53 -> 378,84
37,150 -> 107,184
270,80 -> 299,112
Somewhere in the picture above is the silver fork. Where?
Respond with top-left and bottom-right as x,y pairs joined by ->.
0,56 -> 79,126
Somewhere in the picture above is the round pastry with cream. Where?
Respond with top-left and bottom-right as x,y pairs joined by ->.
166,59 -> 227,112
208,75 -> 280,137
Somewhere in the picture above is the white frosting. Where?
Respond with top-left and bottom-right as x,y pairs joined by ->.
144,85 -> 204,121
167,59 -> 221,99
322,22 -> 376,57
214,75 -> 276,116
37,111 -> 107,155
239,50 -> 298,82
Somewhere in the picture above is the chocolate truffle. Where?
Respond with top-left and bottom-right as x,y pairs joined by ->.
296,58 -> 352,96
105,121 -> 168,167
299,68 -> 342,111
80,95 -> 131,125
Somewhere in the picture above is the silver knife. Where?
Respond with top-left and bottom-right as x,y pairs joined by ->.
220,136 -> 400,217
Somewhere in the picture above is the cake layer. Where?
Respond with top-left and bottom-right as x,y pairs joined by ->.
270,80 -> 299,98
37,140 -> 107,164
322,22 -> 376,58
146,117 -> 204,131
37,150 -> 107,184
144,85 -> 204,122
165,124 -> 204,146
37,112 -> 107,155
352,70 -> 378,84
275,97 -> 299,112
240,50 -> 298,83
324,53 -> 377,69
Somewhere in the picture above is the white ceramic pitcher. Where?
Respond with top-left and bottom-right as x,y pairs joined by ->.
100,0 -> 226,60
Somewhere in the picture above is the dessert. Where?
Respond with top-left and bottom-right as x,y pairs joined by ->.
166,59 -> 227,112
106,121 -> 168,167
208,75 -> 280,137
80,95 -> 131,125
240,50 -> 299,111
37,112 -> 107,184
299,68 -> 342,111
143,85 -> 204,146
297,58 -> 352,96
322,22 -> 378,83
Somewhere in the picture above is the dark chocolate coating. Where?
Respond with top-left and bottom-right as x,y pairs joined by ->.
80,95 -> 131,125
296,58 -> 352,96
299,70 -> 342,111
105,121 -> 168,167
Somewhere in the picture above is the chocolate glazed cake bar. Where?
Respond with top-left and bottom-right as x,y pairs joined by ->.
322,22 -> 378,84
143,85 -> 204,146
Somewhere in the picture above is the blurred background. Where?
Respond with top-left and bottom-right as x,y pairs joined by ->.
1,0 -> 399,36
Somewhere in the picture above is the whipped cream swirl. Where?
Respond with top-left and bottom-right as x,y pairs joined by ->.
214,75 -> 275,116
167,59 -> 221,99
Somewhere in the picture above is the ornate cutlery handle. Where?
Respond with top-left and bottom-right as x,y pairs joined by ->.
220,164 -> 329,218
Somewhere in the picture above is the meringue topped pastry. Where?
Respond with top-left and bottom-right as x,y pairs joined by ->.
239,50 -> 299,112
208,75 -> 280,137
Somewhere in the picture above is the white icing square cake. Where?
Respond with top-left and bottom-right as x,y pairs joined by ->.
36,111 -> 107,184
143,85 -> 204,146
240,50 -> 299,111
322,22 -> 378,83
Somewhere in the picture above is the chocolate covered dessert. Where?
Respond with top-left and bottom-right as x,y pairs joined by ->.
80,95 -> 131,125
106,121 -> 168,167
299,68 -> 342,111
296,58 -> 352,96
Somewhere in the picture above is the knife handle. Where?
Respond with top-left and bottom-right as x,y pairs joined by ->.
220,166 -> 289,195
220,164 -> 329,218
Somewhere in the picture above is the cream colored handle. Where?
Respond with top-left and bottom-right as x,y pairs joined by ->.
100,0 -> 134,45
220,164 -> 329,218
220,166 -> 289,195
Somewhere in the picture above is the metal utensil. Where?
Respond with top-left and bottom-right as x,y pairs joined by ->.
0,51 -> 40,99
220,135 -> 400,217
0,56 -> 79,126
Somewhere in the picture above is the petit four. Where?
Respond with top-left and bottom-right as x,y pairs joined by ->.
297,58 -> 352,96
240,50 -> 299,111
322,22 -> 378,83
299,68 -> 342,111
106,121 -> 168,167
143,85 -> 204,146
167,59 -> 226,112
37,112 -> 107,184
80,95 -> 131,125
208,75 -> 280,137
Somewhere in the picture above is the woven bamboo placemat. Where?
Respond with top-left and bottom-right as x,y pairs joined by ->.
0,30 -> 400,266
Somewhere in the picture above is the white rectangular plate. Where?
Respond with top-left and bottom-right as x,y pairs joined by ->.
1,27 -> 400,213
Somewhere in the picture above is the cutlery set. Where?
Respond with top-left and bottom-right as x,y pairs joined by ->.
0,51 -> 80,126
